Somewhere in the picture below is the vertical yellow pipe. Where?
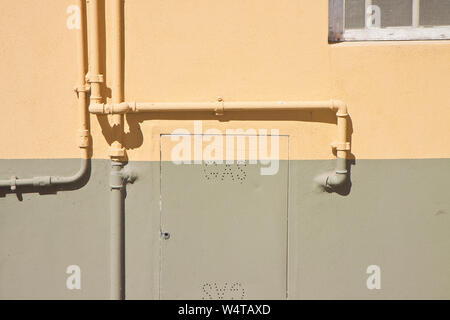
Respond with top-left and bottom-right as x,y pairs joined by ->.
87,0 -> 102,104
109,0 -> 125,160
76,0 -> 89,159
337,116 -> 348,160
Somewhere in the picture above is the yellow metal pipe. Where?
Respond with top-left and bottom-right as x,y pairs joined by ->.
90,99 -> 343,113
76,0 -> 89,157
87,0 -> 103,104
89,99 -> 351,159
332,99 -> 350,160
109,0 -> 125,160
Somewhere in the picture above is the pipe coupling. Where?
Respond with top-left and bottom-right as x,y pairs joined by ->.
77,129 -> 90,148
110,163 -> 125,190
85,73 -> 104,84
89,102 -> 133,114
89,103 -> 105,114
33,176 -> 52,187
109,146 -> 126,159
108,102 -> 131,114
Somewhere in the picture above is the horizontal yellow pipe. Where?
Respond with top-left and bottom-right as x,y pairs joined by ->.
89,98 -> 350,152
89,99 -> 347,114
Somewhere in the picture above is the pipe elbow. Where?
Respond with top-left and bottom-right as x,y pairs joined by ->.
332,100 -> 348,116
49,159 -> 89,187
314,156 -> 348,192
326,170 -> 348,189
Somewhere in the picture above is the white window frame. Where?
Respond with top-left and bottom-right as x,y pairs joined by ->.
329,0 -> 450,42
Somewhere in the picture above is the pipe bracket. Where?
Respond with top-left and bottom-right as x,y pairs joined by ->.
73,85 -> 91,96
215,97 -> 225,116
331,142 -> 351,151
10,176 -> 17,191
128,101 -> 137,113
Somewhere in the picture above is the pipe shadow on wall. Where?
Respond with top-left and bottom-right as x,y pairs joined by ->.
97,109 -> 356,195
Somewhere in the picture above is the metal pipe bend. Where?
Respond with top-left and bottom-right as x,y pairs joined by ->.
0,158 -> 90,191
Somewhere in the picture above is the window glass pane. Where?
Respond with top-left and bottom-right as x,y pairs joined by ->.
372,0 -> 413,27
336,0 -> 450,40
345,0 -> 366,29
420,0 -> 450,26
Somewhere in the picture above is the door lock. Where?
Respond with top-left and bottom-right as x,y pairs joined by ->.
161,232 -> 170,240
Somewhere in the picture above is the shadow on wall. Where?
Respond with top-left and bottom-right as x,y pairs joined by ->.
100,110 -> 356,196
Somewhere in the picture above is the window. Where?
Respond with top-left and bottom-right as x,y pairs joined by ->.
329,0 -> 450,41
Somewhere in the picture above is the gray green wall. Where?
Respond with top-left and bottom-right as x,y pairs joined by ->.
1,158 -> 449,299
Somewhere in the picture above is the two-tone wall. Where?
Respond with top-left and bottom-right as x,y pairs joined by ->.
1,0 -> 449,299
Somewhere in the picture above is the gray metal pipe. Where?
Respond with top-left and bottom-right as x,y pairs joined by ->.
314,157 -> 349,192
0,159 -> 89,190
325,157 -> 348,189
109,161 -> 125,300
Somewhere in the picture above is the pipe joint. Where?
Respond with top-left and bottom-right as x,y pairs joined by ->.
33,176 -> 52,187
77,129 -> 90,148
332,99 -> 348,117
109,102 -> 130,114
215,97 -> 225,116
128,101 -> 137,113
110,171 -> 124,190
109,146 -> 126,159
326,170 -> 348,189
110,162 -> 131,190
109,162 -> 137,190
90,102 -> 132,114
314,157 -> 349,192
73,84 -> 91,95
10,176 -> 17,191
331,141 -> 351,151
85,73 -> 104,84
89,103 -> 106,114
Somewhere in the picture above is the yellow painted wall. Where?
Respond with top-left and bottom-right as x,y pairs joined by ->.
1,0 -> 449,161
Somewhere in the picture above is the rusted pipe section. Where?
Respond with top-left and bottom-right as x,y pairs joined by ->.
0,0 -> 90,191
